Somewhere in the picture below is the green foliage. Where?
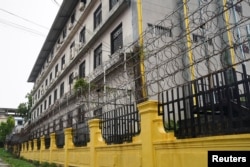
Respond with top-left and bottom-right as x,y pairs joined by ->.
25,91 -> 33,111
17,90 -> 33,121
40,162 -> 50,167
40,161 -> 57,167
73,78 -> 96,98
73,78 -> 89,93
0,148 -> 35,167
17,103 -> 28,118
0,116 -> 15,143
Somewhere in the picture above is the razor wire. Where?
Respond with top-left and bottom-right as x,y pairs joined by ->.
77,0 -> 250,114
28,0 -> 250,138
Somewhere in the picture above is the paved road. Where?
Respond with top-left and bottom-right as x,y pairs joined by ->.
0,158 -> 9,167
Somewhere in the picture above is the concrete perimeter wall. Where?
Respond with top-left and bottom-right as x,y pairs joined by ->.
18,101 -> 250,167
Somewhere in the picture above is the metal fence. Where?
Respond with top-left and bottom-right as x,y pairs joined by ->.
14,0 -> 250,144
159,65 -> 250,138
100,104 -> 140,144
72,121 -> 90,147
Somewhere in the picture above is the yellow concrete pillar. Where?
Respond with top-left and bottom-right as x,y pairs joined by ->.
64,128 -> 74,149
49,133 -> 56,163
64,127 -> 74,167
137,100 -> 176,167
33,139 -> 38,151
28,140 -> 32,151
40,136 -> 45,150
88,119 -> 103,167
50,133 -> 56,149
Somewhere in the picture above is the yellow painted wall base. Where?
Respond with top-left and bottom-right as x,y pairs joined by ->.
19,101 -> 250,167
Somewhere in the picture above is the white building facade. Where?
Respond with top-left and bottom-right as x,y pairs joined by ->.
27,0 -> 172,139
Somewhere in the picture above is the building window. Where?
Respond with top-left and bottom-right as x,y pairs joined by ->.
60,82 -> 64,98
192,34 -> 205,43
79,27 -> 86,43
44,100 -> 47,110
45,79 -> 48,86
38,89 -> 40,99
94,44 -> 102,69
70,11 -> 75,24
94,4 -> 102,29
110,0 -> 119,10
50,72 -> 53,82
40,104 -> 43,114
61,55 -> 65,70
79,61 -> 86,78
148,24 -> 172,37
54,89 -> 57,103
62,27 -> 67,39
49,95 -> 52,106
69,72 -> 74,85
55,64 -> 58,77
70,41 -> 75,59
111,23 -> 123,54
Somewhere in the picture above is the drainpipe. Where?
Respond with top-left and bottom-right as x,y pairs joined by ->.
222,0 -> 236,66
183,0 -> 196,105
137,0 -> 147,101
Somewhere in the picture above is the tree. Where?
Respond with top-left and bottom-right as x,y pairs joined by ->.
17,103 -> 28,120
0,116 -> 15,144
25,92 -> 32,111
17,91 -> 33,121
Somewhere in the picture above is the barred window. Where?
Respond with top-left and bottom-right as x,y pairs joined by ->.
94,44 -> 102,69
111,23 -> 123,54
148,23 -> 172,37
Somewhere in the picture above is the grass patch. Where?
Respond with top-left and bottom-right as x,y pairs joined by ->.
0,148 -> 35,167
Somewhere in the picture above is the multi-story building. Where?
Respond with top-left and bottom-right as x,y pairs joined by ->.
7,0 -> 250,166
26,0 -> 250,140
26,0 -> 174,141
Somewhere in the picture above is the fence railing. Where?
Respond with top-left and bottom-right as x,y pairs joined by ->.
159,65 -> 250,139
100,104 -> 140,144
72,121 -> 90,147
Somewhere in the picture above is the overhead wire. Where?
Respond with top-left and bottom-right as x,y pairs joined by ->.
0,8 -> 49,30
0,18 -> 46,37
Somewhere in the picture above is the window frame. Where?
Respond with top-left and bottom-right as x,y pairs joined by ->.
61,55 -> 65,70
69,72 -> 74,85
60,82 -> 64,98
111,23 -> 123,54
79,27 -> 86,43
94,4 -> 102,29
109,0 -> 119,10
79,61 -> 86,78
94,44 -> 102,69
54,89 -> 58,103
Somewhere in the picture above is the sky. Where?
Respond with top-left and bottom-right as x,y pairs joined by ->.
0,0 -> 62,108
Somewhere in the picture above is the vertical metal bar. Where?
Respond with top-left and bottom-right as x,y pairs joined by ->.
177,86 -> 182,134
171,89 -> 176,132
